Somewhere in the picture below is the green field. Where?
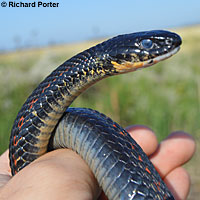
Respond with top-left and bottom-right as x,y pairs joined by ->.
0,26 -> 199,199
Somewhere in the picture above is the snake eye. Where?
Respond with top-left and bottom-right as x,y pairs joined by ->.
141,39 -> 153,49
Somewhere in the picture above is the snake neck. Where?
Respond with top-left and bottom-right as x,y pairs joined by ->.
9,46 -> 117,174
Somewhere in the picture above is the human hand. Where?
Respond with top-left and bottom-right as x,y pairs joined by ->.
125,126 -> 195,200
0,125 -> 195,200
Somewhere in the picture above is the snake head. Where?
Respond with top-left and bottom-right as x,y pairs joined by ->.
101,30 -> 182,73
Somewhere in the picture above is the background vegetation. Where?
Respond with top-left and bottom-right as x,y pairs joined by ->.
0,26 -> 199,199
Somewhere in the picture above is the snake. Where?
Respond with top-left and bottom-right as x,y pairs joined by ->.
9,30 -> 182,200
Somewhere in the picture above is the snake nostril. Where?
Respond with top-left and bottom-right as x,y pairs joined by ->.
165,39 -> 173,46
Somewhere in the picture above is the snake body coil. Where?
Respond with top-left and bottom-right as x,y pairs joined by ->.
9,30 -> 181,200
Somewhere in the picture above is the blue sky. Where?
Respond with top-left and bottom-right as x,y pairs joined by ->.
0,0 -> 200,51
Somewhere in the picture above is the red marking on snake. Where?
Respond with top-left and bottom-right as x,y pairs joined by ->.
65,67 -> 70,72
145,167 -> 151,174
42,83 -> 51,93
119,131 -> 125,136
131,144 -> 135,150
138,155 -> 143,162
59,72 -> 64,76
29,98 -> 38,109
155,181 -> 161,191
13,136 -> 17,146
163,194 -> 168,200
53,78 -> 57,82
13,154 -> 17,166
113,124 -> 117,128
18,116 -> 24,129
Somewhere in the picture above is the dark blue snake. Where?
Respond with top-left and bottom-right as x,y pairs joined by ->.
9,30 -> 182,200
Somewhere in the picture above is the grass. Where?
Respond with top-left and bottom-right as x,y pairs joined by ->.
0,25 -> 199,199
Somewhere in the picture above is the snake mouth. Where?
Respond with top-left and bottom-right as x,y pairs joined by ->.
112,46 -> 180,73
150,46 -> 180,64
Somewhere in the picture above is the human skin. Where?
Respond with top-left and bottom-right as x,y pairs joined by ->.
0,125 -> 196,200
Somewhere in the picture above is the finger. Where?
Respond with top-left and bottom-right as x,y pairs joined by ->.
150,131 -> 195,178
164,167 -> 190,200
36,149 -> 101,199
125,125 -> 158,155
1,149 -> 100,200
0,150 -> 11,175
0,174 -> 11,188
